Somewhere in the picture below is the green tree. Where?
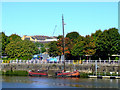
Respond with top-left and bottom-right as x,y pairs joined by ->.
57,35 -> 63,39
66,32 -> 79,44
34,42 -> 44,47
5,39 -> 38,60
41,47 -> 46,53
8,34 -> 21,42
71,41 -> 86,57
71,35 -> 96,59
95,28 -> 120,59
1,32 -> 9,55
48,41 -> 60,57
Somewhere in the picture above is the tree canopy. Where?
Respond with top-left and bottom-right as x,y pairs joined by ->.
66,32 -> 79,43
95,28 -> 120,59
5,40 -> 38,60
8,34 -> 21,42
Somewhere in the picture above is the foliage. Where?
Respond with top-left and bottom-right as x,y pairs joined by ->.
34,42 -> 44,47
80,73 -> 89,78
83,35 -> 96,55
2,27 -> 119,60
44,43 -> 50,48
71,35 -> 96,57
48,41 -> 60,57
66,32 -> 79,44
5,39 -> 38,60
57,37 -> 73,54
34,42 -> 46,53
71,41 -> 86,57
8,34 -> 21,42
95,28 -> 120,59
115,57 -> 119,60
41,47 -> 46,53
3,70 -> 28,76
1,32 -> 9,55
57,35 -> 63,39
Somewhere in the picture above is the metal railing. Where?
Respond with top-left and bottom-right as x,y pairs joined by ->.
0,59 -> 119,65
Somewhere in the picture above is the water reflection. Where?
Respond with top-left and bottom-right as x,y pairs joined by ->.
2,76 -> 120,88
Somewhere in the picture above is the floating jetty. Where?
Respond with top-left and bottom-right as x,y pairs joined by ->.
88,75 -> 120,79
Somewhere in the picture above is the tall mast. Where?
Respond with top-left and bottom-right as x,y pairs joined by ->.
62,14 -> 65,71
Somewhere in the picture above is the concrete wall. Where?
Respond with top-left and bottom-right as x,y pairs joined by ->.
1,63 -> 119,74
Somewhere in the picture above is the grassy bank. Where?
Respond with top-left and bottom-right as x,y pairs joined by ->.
80,73 -> 93,78
0,70 -> 28,76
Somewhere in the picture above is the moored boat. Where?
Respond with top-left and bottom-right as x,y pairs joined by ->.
56,70 -> 80,77
28,70 -> 48,77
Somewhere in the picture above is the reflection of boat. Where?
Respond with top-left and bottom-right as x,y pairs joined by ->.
28,70 -> 48,77
56,70 -> 80,77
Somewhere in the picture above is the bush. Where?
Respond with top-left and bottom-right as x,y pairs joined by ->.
115,57 -> 119,60
52,64 -> 56,67
80,73 -> 89,78
3,70 -> 28,76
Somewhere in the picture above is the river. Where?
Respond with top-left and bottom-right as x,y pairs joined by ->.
1,76 -> 120,88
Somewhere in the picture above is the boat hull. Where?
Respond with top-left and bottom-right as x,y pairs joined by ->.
57,71 -> 80,77
29,71 -> 48,77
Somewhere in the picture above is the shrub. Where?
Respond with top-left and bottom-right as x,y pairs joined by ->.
3,70 -> 28,76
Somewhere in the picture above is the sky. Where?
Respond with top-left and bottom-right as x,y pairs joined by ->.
1,2 -> 118,37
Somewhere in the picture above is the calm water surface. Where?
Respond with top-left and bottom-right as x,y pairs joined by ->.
2,76 -> 120,88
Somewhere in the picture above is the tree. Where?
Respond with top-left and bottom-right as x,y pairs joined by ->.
5,39 -> 38,60
34,42 -> 45,54
95,28 -> 120,59
91,30 -> 102,41
57,35 -> 63,39
71,41 -> 86,57
71,35 -> 96,59
8,34 -> 21,42
66,32 -> 79,44
83,35 -> 96,56
57,37 -> 75,60
1,32 -> 9,55
34,42 -> 44,47
41,47 -> 46,53
48,41 -> 61,57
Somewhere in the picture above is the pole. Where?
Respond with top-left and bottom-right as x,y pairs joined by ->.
62,14 -> 65,71
95,60 -> 97,76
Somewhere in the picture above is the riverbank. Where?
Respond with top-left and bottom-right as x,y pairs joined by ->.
0,70 -> 93,78
0,70 -> 120,78
0,70 -> 28,76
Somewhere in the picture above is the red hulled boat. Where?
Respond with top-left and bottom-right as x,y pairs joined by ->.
56,70 -> 80,77
28,70 -> 48,77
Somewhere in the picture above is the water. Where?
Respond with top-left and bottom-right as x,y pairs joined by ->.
1,76 -> 120,88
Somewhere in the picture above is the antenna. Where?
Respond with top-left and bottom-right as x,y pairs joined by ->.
53,25 -> 57,36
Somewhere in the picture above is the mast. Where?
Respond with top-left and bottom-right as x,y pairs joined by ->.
62,14 -> 65,71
